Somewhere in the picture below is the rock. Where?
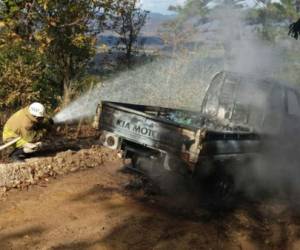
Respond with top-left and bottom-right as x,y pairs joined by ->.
57,158 -> 65,165
70,167 -> 80,172
0,147 -> 119,190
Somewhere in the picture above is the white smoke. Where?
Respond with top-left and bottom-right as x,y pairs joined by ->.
210,5 -> 283,76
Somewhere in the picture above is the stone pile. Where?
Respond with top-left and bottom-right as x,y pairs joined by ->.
0,146 -> 116,190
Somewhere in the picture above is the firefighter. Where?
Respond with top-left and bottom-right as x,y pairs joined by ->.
2,102 -> 53,162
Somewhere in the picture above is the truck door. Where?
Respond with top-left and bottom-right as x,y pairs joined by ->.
262,86 -> 285,135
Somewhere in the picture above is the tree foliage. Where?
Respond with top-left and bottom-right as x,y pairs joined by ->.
0,0 -> 113,109
169,0 -> 209,19
34,0 -> 109,103
0,1 -> 43,109
289,18 -> 300,39
247,0 -> 299,40
111,0 -> 148,63
0,0 -> 149,111
161,0 -> 212,48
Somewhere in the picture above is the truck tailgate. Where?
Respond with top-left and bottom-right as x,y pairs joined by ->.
99,102 -> 200,154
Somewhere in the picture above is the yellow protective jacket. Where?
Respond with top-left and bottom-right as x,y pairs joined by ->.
3,107 -> 47,148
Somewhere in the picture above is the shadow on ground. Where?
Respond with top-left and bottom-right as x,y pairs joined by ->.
0,226 -> 45,249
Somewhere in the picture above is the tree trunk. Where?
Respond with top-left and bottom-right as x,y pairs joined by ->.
126,43 -> 132,64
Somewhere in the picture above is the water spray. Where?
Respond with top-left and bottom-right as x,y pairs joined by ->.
52,57 -> 220,124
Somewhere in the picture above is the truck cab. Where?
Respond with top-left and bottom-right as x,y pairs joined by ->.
201,71 -> 300,137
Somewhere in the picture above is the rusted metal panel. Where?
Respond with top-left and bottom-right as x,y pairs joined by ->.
99,103 -> 201,155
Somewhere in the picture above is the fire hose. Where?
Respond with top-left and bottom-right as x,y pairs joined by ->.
0,137 -> 21,152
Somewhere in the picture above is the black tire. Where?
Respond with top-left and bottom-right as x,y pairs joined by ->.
201,171 -> 236,210
131,154 -> 139,169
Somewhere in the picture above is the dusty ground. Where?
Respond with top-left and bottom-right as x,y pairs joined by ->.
1,146 -> 300,250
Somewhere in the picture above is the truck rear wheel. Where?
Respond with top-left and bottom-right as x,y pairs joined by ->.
201,171 -> 236,210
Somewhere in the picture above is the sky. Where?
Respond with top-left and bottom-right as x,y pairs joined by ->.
141,0 -> 185,15
140,0 -> 282,14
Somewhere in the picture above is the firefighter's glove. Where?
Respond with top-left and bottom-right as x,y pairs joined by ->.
23,143 -> 38,153
23,142 -> 42,153
35,141 -> 43,149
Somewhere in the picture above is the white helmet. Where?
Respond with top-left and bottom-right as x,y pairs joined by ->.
29,102 -> 45,117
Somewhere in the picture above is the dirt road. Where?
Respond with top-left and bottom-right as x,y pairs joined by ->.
1,148 -> 300,250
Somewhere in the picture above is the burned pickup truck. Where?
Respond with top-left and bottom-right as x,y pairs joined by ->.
93,71 -> 300,199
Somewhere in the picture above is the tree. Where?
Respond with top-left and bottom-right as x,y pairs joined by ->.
168,0 -> 209,20
0,0 -> 45,109
31,0 -> 113,102
0,0 -> 149,110
111,0 -> 148,63
0,0 -> 113,108
160,0 -> 209,52
247,0 -> 299,41
35,0 -> 104,103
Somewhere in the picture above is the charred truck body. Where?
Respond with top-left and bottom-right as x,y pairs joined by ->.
93,71 -> 300,198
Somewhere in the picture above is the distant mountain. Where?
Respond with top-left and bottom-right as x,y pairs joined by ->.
142,12 -> 176,35
98,12 -> 174,48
